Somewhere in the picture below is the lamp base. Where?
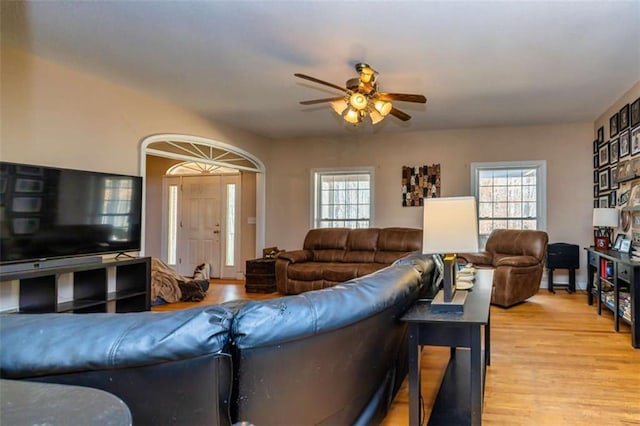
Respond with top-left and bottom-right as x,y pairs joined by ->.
431,289 -> 468,313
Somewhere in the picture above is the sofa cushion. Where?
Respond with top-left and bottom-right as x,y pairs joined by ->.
322,263 -> 360,282
374,228 -> 423,263
485,229 -> 546,261
356,263 -> 388,277
0,306 -> 233,378
287,262 -> 324,281
232,263 -> 422,349
343,228 -> 379,263
304,228 -> 350,250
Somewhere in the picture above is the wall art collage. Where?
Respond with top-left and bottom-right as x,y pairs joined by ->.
401,164 -> 440,207
593,97 -> 640,209
593,97 -> 640,252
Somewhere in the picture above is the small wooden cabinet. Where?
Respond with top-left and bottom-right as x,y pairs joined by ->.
0,257 -> 151,313
245,258 -> 276,293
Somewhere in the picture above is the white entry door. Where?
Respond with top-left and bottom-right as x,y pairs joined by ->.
179,176 -> 222,277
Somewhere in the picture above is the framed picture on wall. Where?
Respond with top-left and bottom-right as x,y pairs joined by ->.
631,97 -> 640,128
598,127 -> 604,143
619,136 -> 629,158
593,140 -> 599,154
616,160 -> 633,182
594,184 -> 599,198
632,126 -> 640,158
598,143 -> 609,166
599,169 -> 610,191
610,113 -> 619,137
599,196 -> 609,208
610,138 -> 619,164
620,104 -> 630,131
610,167 -> 619,189
609,190 -> 617,207
626,130 -> 638,156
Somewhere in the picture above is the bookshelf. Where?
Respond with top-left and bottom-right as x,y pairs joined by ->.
0,257 -> 150,313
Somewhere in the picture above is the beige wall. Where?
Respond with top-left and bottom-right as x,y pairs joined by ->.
1,46 -> 269,176
5,45 -> 638,288
266,123 -> 594,285
1,46 -> 268,267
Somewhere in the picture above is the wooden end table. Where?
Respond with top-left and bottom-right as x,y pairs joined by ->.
401,268 -> 493,426
245,258 -> 277,293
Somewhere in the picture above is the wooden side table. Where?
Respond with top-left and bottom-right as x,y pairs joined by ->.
245,258 -> 277,293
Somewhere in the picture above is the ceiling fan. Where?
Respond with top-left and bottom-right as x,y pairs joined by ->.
294,63 -> 427,125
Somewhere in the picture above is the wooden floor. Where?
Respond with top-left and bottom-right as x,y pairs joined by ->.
154,282 -> 640,425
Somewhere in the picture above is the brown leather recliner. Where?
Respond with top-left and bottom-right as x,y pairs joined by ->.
459,229 -> 548,308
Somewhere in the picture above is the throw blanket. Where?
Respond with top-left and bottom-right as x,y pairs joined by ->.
151,258 -> 206,303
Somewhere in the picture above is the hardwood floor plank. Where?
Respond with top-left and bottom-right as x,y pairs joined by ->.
154,284 -> 640,425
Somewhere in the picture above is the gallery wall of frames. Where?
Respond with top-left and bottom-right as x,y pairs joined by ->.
593,96 -> 640,252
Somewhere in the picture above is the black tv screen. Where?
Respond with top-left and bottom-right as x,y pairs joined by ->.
0,162 -> 143,265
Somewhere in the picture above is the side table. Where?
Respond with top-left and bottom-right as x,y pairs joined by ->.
245,258 -> 277,293
401,268 -> 493,426
547,242 -> 579,293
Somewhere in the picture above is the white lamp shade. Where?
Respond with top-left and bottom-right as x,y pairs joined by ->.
422,196 -> 479,254
592,208 -> 618,227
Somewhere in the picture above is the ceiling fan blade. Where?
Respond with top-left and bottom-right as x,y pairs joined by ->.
389,107 -> 412,121
299,97 -> 346,105
377,93 -> 427,103
294,73 -> 349,94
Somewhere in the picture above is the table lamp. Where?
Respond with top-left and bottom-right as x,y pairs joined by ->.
422,196 -> 479,312
592,208 -> 618,250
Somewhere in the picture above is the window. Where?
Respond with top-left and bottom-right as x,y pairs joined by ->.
312,168 -> 374,228
225,183 -> 236,266
471,161 -> 546,247
167,184 -> 179,265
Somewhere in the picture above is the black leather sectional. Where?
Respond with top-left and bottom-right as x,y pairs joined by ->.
0,253 -> 437,425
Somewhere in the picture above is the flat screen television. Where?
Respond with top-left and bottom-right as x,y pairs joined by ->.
0,161 -> 143,266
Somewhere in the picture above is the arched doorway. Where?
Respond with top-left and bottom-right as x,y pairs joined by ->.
139,134 -> 266,277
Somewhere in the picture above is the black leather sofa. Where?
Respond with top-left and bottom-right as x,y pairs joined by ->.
0,253 -> 437,425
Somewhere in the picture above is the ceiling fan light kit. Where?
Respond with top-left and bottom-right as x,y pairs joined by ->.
295,63 -> 427,126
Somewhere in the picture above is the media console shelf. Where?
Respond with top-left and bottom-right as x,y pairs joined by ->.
585,247 -> 639,349
0,257 -> 151,314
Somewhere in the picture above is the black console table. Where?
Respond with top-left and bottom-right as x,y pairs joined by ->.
401,269 -> 493,426
585,247 -> 639,349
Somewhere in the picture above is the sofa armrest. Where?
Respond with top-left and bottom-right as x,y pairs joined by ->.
457,252 -> 492,266
495,255 -> 540,268
278,249 -> 313,264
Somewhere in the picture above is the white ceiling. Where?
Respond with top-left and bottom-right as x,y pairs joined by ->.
2,1 -> 639,140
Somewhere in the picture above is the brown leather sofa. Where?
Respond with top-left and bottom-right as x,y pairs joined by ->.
276,227 -> 422,294
458,229 -> 548,308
